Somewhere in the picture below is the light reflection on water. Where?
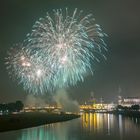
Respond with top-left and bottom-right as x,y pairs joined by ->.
0,113 -> 140,140
18,123 -> 69,140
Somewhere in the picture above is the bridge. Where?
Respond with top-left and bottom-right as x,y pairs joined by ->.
24,106 -> 61,113
23,103 -> 115,113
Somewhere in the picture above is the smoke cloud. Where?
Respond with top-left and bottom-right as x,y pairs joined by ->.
53,89 -> 79,113
24,94 -> 48,107
24,89 -> 79,113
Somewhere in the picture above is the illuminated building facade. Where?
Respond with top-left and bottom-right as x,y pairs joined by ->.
118,96 -> 140,107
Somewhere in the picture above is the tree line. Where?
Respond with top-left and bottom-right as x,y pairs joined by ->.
0,101 -> 24,114
116,104 -> 140,111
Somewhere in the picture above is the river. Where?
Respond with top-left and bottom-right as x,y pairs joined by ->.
0,113 -> 140,140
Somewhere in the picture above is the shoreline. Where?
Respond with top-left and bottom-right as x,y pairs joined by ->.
0,112 -> 80,132
112,110 -> 140,117
82,110 -> 140,117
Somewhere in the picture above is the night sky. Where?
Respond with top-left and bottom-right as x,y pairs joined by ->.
0,0 -> 140,103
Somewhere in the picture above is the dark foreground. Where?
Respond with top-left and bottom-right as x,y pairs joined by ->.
0,112 -> 80,132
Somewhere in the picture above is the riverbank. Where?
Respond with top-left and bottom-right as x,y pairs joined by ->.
0,112 -> 80,132
112,110 -> 140,117
82,110 -> 140,118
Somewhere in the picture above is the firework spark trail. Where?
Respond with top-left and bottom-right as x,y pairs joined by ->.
6,46 -> 55,93
6,8 -> 107,94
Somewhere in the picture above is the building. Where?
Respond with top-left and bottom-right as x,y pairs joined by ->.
118,96 -> 140,107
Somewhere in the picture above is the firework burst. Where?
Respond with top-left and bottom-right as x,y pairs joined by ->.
6,8 -> 107,94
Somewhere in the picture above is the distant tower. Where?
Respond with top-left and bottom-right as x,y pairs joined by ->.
118,96 -> 123,105
118,86 -> 123,105
118,86 -> 122,95
100,97 -> 104,109
90,91 -> 96,105
90,92 -> 94,100
100,97 -> 104,104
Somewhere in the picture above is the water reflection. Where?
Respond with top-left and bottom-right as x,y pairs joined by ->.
81,113 -> 140,139
18,123 -> 69,140
119,115 -> 123,140
82,113 -> 114,134
1,113 -> 140,140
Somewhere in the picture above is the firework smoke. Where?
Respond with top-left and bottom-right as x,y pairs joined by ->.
24,94 -> 47,108
53,89 -> 79,112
